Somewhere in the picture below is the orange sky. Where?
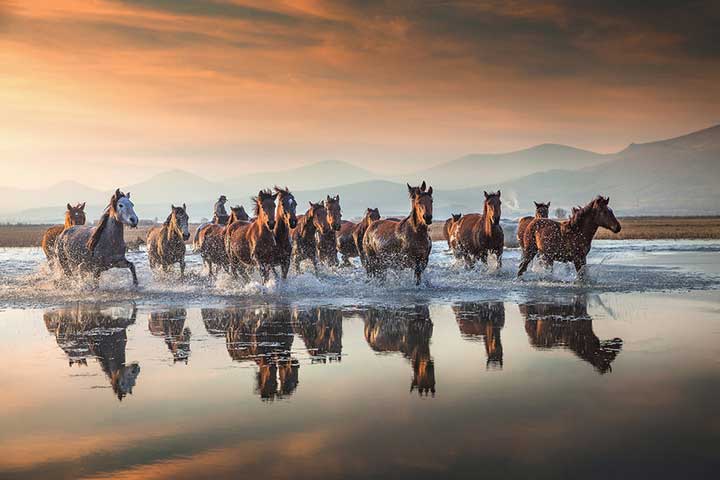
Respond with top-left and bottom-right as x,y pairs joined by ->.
1,0 -> 718,187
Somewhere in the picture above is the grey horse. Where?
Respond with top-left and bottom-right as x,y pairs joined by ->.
56,189 -> 139,286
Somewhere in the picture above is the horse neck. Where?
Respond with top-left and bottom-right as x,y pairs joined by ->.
302,214 -> 317,237
576,213 -> 599,242
408,205 -> 427,235
483,204 -> 494,236
101,213 -> 125,244
166,217 -> 182,242
274,212 -> 290,241
64,213 -> 73,228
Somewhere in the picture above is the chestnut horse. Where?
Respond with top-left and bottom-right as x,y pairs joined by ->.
42,202 -> 86,264
146,204 -> 190,277
226,190 -> 277,283
363,182 -> 433,285
443,213 -> 462,249
337,207 -> 380,267
271,186 -> 298,279
198,206 -> 249,277
56,189 -> 139,286
291,201 -> 330,273
517,201 -> 550,250
517,196 -> 621,280
316,195 -> 342,266
193,205 -> 248,251
452,191 -> 504,269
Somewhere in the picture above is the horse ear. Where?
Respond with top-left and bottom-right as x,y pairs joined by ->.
484,191 -> 489,198
80,202 -> 86,210
534,201 -> 539,208
126,192 -> 131,199
335,194 -> 340,202
171,204 -> 175,210
496,190 -> 501,197
547,201 -> 550,207
67,203 -> 72,211
420,181 -> 427,191
183,203 -> 187,210
427,186 -> 433,195
407,183 -> 413,194
605,196 -> 610,204
326,195 -> 332,203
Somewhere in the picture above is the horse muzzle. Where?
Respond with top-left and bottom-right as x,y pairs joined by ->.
183,232 -> 191,241
424,215 -> 433,225
611,223 -> 622,233
268,221 -> 276,230
333,223 -> 341,231
289,218 -> 298,229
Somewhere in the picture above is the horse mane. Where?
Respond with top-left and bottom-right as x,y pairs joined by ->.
252,189 -> 275,216
274,185 -> 291,197
567,196 -> 603,230
163,212 -> 174,226
87,212 -> 110,252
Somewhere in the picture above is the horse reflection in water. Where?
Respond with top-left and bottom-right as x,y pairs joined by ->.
292,307 -> 343,363
519,296 -> 623,374
202,306 -> 299,401
43,304 -> 140,400
453,302 -> 505,369
361,305 -> 435,396
148,309 -> 191,363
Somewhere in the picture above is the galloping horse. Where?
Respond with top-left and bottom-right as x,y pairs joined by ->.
198,206 -> 248,277
517,201 -> 550,250
42,202 -> 86,264
291,201 -> 330,273
316,195 -> 342,266
226,190 -> 277,283
517,196 -> 621,280
271,186 -> 298,279
192,205 -> 249,251
146,204 -> 190,277
56,189 -> 139,286
363,182 -> 433,285
452,191 -> 504,269
337,207 -> 380,266
443,213 -> 462,249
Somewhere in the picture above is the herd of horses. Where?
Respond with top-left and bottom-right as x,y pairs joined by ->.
40,183 -> 621,287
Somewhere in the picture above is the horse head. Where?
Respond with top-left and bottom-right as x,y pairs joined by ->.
533,201 -> 550,219
308,201 -> 330,234
451,213 -> 462,222
230,205 -> 250,223
111,189 -> 138,228
365,207 -> 381,223
65,202 -> 87,226
254,189 -> 277,231
407,181 -> 433,225
169,204 -> 190,241
325,194 -> 342,231
275,186 -> 298,229
483,190 -> 502,226
592,196 -> 621,233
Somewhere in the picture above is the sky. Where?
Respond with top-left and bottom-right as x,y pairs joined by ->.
1,0 -> 719,188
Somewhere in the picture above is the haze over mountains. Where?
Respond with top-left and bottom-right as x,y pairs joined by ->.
2,125 -> 719,223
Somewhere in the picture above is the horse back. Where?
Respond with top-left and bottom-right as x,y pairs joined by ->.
517,216 -> 533,248
455,214 -> 483,249
42,225 -> 64,259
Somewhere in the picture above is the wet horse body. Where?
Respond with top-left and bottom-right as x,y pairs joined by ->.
337,208 -> 380,266
291,202 -> 330,273
363,182 -> 433,285
226,190 -> 278,283
198,206 -> 249,277
42,203 -> 86,264
452,191 -> 504,269
193,205 -> 248,252
146,204 -> 190,277
316,195 -> 342,267
517,196 -> 621,279
517,202 -> 550,250
271,187 -> 298,279
56,190 -> 139,286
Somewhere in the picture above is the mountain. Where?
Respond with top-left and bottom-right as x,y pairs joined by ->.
123,169 -> 221,205
0,181 -> 106,215
414,144 -> 608,189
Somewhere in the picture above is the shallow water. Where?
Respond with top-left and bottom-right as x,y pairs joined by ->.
0,241 -> 719,479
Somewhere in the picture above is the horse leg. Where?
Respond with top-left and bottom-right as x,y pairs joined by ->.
415,259 -> 427,286
281,260 -> 290,280
180,259 -> 186,280
574,257 -> 587,282
479,250 -> 489,266
494,249 -> 503,269
517,248 -> 536,277
463,254 -> 475,270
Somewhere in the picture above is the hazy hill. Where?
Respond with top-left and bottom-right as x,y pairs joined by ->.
415,144 -> 608,189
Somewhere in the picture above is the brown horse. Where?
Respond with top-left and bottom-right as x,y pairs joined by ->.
443,213 -> 462,250
146,204 -> 190,277
517,201 -> 550,250
363,182 -> 433,285
337,208 -> 380,267
453,302 -> 505,369
450,190 -> 504,270
517,196 -> 621,280
193,205 -> 248,252
271,186 -> 298,279
291,201 -> 330,273
198,206 -> 249,277
42,202 -> 86,264
226,190 -> 278,283
316,195 -> 342,266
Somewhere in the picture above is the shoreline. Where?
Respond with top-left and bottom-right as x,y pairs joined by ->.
0,216 -> 718,248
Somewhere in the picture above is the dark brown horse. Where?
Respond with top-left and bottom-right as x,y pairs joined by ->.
517,196 -> 621,280
271,186 -> 298,279
193,205 -> 248,252
226,190 -> 278,283
316,195 -> 342,266
519,296 -> 623,374
453,302 -> 505,369
146,204 -> 190,277
42,202 -> 86,264
291,201 -> 330,273
148,309 -> 191,363
198,206 -> 249,277
443,213 -> 462,250
363,182 -> 433,285
452,190 -> 504,269
517,201 -> 550,250
336,208 -> 380,267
